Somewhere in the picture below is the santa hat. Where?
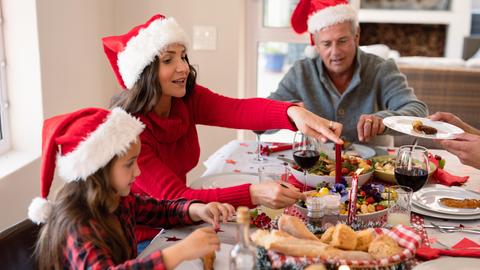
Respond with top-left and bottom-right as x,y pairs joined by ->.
27,107 -> 145,224
102,14 -> 189,89
291,0 -> 358,58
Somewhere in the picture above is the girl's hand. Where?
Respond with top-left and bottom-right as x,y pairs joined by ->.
162,227 -> 220,269
189,202 -> 235,228
287,106 -> 343,144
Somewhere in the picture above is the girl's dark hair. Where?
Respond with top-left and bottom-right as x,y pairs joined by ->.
110,54 -> 197,114
35,158 -> 130,270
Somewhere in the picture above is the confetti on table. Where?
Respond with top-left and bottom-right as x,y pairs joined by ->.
225,159 -> 236,165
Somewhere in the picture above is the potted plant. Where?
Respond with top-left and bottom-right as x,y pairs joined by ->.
263,43 -> 287,73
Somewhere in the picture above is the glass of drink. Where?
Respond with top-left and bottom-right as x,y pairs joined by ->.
292,131 -> 320,191
258,164 -> 290,219
395,145 -> 429,192
386,185 -> 413,227
253,130 -> 266,162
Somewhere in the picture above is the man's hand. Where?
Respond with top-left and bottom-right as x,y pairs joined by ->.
357,114 -> 385,142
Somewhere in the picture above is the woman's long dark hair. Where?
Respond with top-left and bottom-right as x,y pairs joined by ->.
35,158 -> 130,270
110,53 -> 197,114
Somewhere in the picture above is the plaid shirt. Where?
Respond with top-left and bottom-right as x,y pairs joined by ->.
63,194 -> 198,269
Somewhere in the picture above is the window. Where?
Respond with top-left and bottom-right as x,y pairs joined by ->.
246,0 -> 308,99
245,0 -> 309,142
0,5 -> 10,155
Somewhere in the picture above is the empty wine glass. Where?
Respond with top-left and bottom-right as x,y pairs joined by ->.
395,145 -> 429,192
292,131 -> 320,191
253,130 -> 266,162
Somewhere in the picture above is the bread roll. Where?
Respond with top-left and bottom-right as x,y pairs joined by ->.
355,228 -> 375,251
320,226 -> 335,244
330,224 -> 357,250
368,235 -> 402,259
251,229 -> 328,257
278,214 -> 319,241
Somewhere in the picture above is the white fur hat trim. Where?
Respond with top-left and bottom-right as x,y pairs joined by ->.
57,107 -> 145,182
307,4 -> 357,33
28,197 -> 52,224
118,17 -> 189,89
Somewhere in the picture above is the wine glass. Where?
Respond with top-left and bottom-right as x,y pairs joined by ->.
394,145 -> 429,192
252,130 -> 266,162
292,131 -> 320,191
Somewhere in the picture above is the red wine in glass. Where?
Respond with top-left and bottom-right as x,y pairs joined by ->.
293,150 -> 320,170
394,167 -> 428,192
292,132 -> 320,190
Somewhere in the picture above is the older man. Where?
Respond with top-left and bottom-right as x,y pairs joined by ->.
268,0 -> 428,144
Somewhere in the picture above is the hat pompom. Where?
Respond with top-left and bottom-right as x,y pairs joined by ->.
304,45 -> 318,59
28,197 -> 52,224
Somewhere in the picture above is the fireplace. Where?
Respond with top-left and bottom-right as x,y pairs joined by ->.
359,23 -> 447,57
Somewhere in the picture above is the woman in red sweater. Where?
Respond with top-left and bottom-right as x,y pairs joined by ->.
102,14 -> 343,240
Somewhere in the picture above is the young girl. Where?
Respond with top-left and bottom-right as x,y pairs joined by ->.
102,14 -> 343,241
28,107 -> 234,270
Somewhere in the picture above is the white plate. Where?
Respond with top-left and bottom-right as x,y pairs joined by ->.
290,167 -> 373,188
412,185 -> 480,215
321,142 -> 376,159
411,203 -> 480,220
383,116 -> 464,139
413,257 -> 480,270
190,172 -> 259,189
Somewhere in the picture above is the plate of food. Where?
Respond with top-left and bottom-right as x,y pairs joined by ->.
383,116 -> 464,139
372,155 -> 436,183
290,153 -> 373,188
294,183 -> 392,225
252,215 -> 421,269
411,185 -> 480,215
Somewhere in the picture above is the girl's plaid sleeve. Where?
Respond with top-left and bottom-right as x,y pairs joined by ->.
65,225 -> 166,270
129,194 -> 202,228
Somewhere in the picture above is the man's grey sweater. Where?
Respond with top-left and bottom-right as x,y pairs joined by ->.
268,49 -> 428,143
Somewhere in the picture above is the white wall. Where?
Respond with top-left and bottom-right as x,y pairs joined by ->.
114,0 -> 246,181
0,0 -> 117,231
0,0 -> 247,230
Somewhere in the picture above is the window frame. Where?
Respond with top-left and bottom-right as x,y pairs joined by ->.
0,4 -> 10,155
245,0 -> 310,98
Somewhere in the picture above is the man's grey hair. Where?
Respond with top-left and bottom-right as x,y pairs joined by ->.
313,20 -> 359,42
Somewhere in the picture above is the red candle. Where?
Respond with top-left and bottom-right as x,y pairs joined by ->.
335,143 -> 341,184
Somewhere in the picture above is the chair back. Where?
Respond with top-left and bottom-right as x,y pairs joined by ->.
0,219 -> 40,270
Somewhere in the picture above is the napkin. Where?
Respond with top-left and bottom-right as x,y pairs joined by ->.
428,153 -> 469,186
260,143 -> 292,156
287,174 -> 313,192
416,238 -> 480,260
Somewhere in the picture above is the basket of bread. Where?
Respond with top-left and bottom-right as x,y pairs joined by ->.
252,215 -> 421,269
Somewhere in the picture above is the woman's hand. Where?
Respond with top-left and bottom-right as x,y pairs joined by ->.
189,202 -> 235,228
249,182 -> 305,208
438,133 -> 480,169
429,112 -> 480,135
287,106 -> 343,144
162,227 -> 220,270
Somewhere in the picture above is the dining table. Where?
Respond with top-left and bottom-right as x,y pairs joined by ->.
140,139 -> 480,269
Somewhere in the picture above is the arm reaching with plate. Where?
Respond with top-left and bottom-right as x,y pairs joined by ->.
429,112 -> 480,169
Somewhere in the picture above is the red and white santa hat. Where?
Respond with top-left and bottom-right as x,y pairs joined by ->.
27,107 -> 145,224
291,0 -> 358,58
102,14 -> 189,89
